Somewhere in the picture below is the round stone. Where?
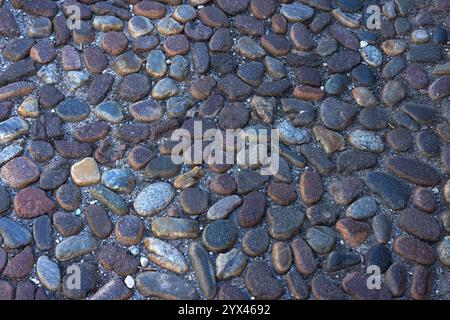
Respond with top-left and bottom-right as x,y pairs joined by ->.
56,184 -> 81,211
94,101 -> 124,124
115,215 -> 145,246
119,73 -> 151,102
202,220 -> 237,253
346,197 -> 378,220
163,34 -> 190,56
134,182 -> 174,216
36,256 -> 61,292
53,211 -> 82,236
151,78 -> 179,100
305,226 -> 336,255
173,4 -> 197,22
128,16 -> 154,38
242,228 -> 269,257
180,188 -> 209,215
102,31 -> 128,56
102,169 -> 136,193
129,100 -> 164,122
56,99 -> 90,122
361,45 -> 383,67
1,156 -> 40,189
70,157 -> 101,187
216,249 -> 246,280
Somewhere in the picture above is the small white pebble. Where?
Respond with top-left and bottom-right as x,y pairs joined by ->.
432,187 -> 439,194
125,276 -> 135,289
129,246 -> 139,256
360,40 -> 368,48
140,257 -> 149,267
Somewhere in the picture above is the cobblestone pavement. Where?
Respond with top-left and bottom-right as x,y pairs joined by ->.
1,0 -> 450,300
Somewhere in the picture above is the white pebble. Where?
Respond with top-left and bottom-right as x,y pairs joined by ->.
140,257 -> 149,267
129,246 -> 139,256
360,40 -> 368,48
125,276 -> 135,289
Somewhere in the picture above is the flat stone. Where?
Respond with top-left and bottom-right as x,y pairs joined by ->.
319,98 -> 356,131
277,121 -> 310,145
118,74 -> 151,102
306,203 -> 337,226
136,271 -> 196,300
55,234 -> 99,262
144,237 -> 188,274
306,226 -> 336,254
207,195 -> 242,220
407,44 -> 442,62
300,144 -> 335,177
1,156 -> 39,189
90,279 -> 131,300
14,187 -> 55,219
102,31 -> 128,56
245,261 -> 283,299
102,169 -> 135,193
272,242 -> 292,274
267,206 -> 304,240
53,211 -> 82,236
189,242 -> 216,299
90,186 -> 128,216
180,187 -> 209,215
112,52 -> 142,76
382,80 -> 407,107
372,214 -> 392,244
114,215 -> 145,246
238,191 -> 266,228
346,197 -> 377,220
366,244 -> 392,273
2,246 -> 34,279
399,208 -> 441,242
342,271 -> 392,300
56,99 -> 90,122
385,156 -> 441,186
385,262 -> 408,297
36,256 -> 61,292
128,16 -> 154,38
151,217 -> 198,239
291,237 -> 317,276
216,248 -> 246,280
242,228 -> 269,256
393,235 -> 436,266
327,50 -> 361,73
280,3 -> 314,22
349,129 -> 384,153
70,157 -> 100,187
85,204 -> 112,239
365,171 -> 410,210
336,218 -> 370,247
63,262 -> 97,299
406,64 -> 429,89
325,251 -> 361,272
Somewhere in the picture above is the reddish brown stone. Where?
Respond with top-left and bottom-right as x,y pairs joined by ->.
336,218 -> 370,247
299,171 -> 323,205
413,187 -> 436,213
2,246 -> 34,280
102,31 -> 128,56
74,122 -> 111,143
398,208 -> 441,242
1,157 -> 40,189
268,182 -> 296,206
190,76 -> 216,100
83,45 -> 108,74
393,235 -> 436,266
238,191 -> 266,228
290,237 -> 317,276
210,174 -> 237,196
410,265 -> 433,300
250,0 -> 275,19
163,34 -> 190,56
261,34 -> 290,56
271,13 -> 287,34
293,85 -> 325,100
128,145 -> 155,170
133,1 -> 166,19
13,187 -> 56,219
54,140 -> 92,159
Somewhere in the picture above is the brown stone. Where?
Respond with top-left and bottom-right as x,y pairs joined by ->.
13,187 -> 55,219
299,171 -> 323,205
133,1 -> 166,19
393,235 -> 436,265
163,34 -> 190,56
268,182 -> 296,206
290,237 -> 317,276
2,247 -> 34,280
336,218 -> 370,247
1,157 -> 40,189
102,31 -> 128,56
